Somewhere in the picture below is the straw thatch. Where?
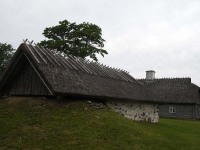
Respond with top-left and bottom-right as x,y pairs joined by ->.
0,43 -> 159,103
138,78 -> 200,104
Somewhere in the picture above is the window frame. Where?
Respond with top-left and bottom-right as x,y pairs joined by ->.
169,106 -> 176,113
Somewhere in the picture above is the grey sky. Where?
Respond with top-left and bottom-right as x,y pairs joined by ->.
1,0 -> 200,85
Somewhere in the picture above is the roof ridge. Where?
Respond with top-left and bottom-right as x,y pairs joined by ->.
23,42 -> 139,84
137,77 -> 191,84
137,77 -> 191,80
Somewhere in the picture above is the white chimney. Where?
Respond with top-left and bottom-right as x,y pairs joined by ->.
146,70 -> 155,80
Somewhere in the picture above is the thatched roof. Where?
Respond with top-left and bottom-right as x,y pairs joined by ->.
0,43 -> 159,103
138,78 -> 200,104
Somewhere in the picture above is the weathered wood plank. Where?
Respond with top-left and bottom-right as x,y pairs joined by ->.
8,57 -> 51,96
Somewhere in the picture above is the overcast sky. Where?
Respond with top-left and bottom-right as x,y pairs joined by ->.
1,0 -> 200,85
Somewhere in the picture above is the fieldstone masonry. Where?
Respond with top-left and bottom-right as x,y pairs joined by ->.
107,101 -> 159,123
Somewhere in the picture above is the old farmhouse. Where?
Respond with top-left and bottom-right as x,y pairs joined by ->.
0,43 -> 159,122
138,71 -> 200,119
1,43 -> 199,121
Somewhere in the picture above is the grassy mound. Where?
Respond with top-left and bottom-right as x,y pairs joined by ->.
0,97 -> 200,150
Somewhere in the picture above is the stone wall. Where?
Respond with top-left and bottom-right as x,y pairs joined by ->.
106,101 -> 159,123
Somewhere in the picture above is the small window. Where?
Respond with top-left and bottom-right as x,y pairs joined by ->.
169,106 -> 176,113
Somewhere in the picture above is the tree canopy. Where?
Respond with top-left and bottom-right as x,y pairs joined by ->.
38,20 -> 108,61
0,43 -> 15,72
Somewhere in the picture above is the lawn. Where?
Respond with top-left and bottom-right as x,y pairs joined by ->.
0,97 -> 200,150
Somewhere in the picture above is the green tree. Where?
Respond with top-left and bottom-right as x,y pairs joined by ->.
0,43 -> 15,72
38,20 -> 108,61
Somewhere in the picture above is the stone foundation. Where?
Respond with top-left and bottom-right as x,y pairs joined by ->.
107,101 -> 159,123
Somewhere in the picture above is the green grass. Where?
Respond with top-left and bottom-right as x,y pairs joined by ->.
0,97 -> 200,150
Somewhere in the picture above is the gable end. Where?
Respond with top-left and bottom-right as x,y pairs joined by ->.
1,54 -> 53,96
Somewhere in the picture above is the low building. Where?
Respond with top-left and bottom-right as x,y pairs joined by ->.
138,71 -> 200,119
0,43 -> 159,122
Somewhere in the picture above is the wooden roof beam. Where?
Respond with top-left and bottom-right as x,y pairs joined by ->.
40,47 -> 62,67
25,44 -> 40,63
29,44 -> 48,64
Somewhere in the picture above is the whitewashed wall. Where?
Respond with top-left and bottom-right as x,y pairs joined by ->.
107,101 -> 159,123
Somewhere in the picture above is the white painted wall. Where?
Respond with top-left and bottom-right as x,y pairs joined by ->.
107,101 -> 159,123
